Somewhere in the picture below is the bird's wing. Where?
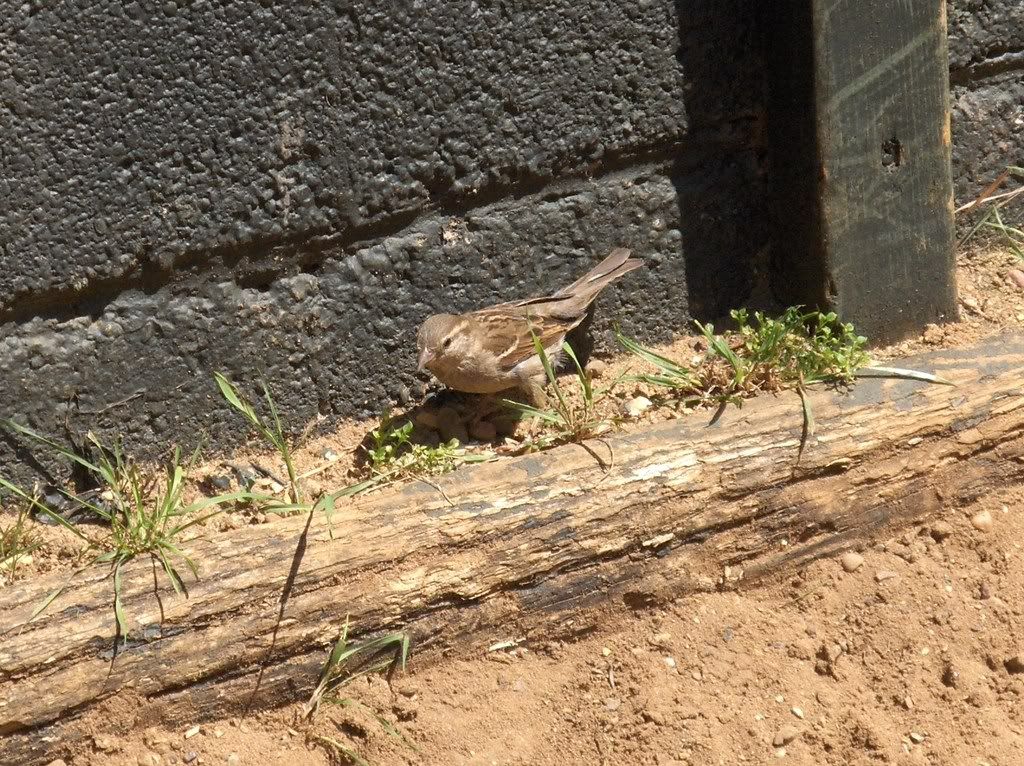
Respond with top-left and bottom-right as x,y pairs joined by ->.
470,306 -> 576,372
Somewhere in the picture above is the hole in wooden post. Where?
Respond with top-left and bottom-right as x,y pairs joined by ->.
881,137 -> 903,171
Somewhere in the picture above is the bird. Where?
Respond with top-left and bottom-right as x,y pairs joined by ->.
416,247 -> 642,401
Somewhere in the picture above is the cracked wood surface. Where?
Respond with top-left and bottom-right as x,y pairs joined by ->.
1,333 -> 1023,764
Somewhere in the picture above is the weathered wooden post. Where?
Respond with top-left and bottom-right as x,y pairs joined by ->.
766,0 -> 958,343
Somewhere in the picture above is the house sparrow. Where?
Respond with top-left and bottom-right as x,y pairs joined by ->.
416,247 -> 642,399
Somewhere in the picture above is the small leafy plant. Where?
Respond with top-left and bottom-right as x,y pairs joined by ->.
0,421 -> 253,642
365,412 -> 492,482
502,336 -> 615,446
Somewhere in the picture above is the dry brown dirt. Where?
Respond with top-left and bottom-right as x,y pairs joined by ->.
5,243 -> 1024,766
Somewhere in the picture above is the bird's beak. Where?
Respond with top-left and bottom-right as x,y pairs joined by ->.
417,347 -> 432,373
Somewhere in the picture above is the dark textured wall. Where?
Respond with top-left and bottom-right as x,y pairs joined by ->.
0,1 -> 1019,477
948,0 -> 1024,201
0,1 -> 765,476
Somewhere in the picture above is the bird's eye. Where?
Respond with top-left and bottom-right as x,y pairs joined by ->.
442,337 -> 453,350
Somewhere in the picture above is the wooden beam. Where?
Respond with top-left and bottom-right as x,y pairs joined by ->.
2,335 -> 1022,764
766,0 -> 958,344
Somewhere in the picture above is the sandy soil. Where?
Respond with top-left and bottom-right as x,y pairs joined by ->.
5,242 -> 1024,766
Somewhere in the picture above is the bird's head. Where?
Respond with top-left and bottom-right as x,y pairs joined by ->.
416,313 -> 467,373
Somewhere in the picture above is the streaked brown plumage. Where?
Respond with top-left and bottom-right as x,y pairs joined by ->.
416,248 -> 642,397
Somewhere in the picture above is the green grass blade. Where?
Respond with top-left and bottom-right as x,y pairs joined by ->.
532,332 -> 569,416
214,372 -> 259,423
25,568 -> 83,623
3,419 -> 104,475
795,385 -> 815,464
696,321 -> 745,384
500,400 -> 564,425
0,477 -> 92,540
318,492 -> 337,539
617,332 -> 698,389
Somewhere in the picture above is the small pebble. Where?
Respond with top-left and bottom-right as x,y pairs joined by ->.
664,657 -> 677,669
773,725 -> 801,747
227,754 -> 241,766
469,419 -> 497,442
622,396 -> 653,418
601,647 -> 612,657
922,324 -> 944,344
587,359 -> 608,379
961,294 -> 981,313
910,732 -> 926,744
791,707 -> 804,719
840,552 -> 864,573
184,754 -> 198,765
605,697 -> 621,711
1004,654 -> 1024,674
971,510 -> 993,533
94,735 -> 121,753
436,406 -> 468,443
138,753 -> 162,766
1007,268 -> 1024,290
928,521 -> 954,541
875,570 -> 899,583
184,725 -> 201,739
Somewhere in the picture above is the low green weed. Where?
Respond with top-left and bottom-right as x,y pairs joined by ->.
618,308 -> 951,460
0,421 -> 254,642
365,412 -> 493,482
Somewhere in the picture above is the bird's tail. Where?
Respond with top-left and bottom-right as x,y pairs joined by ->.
554,247 -> 643,308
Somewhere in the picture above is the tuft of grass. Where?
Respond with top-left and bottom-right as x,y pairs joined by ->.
957,166 -> 1024,259
0,501 -> 42,582
619,308 -> 871,408
618,308 -> 951,460
0,421 -> 256,641
501,336 -> 616,447
304,618 -> 410,719
215,372 -> 303,505
305,619 -> 413,765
